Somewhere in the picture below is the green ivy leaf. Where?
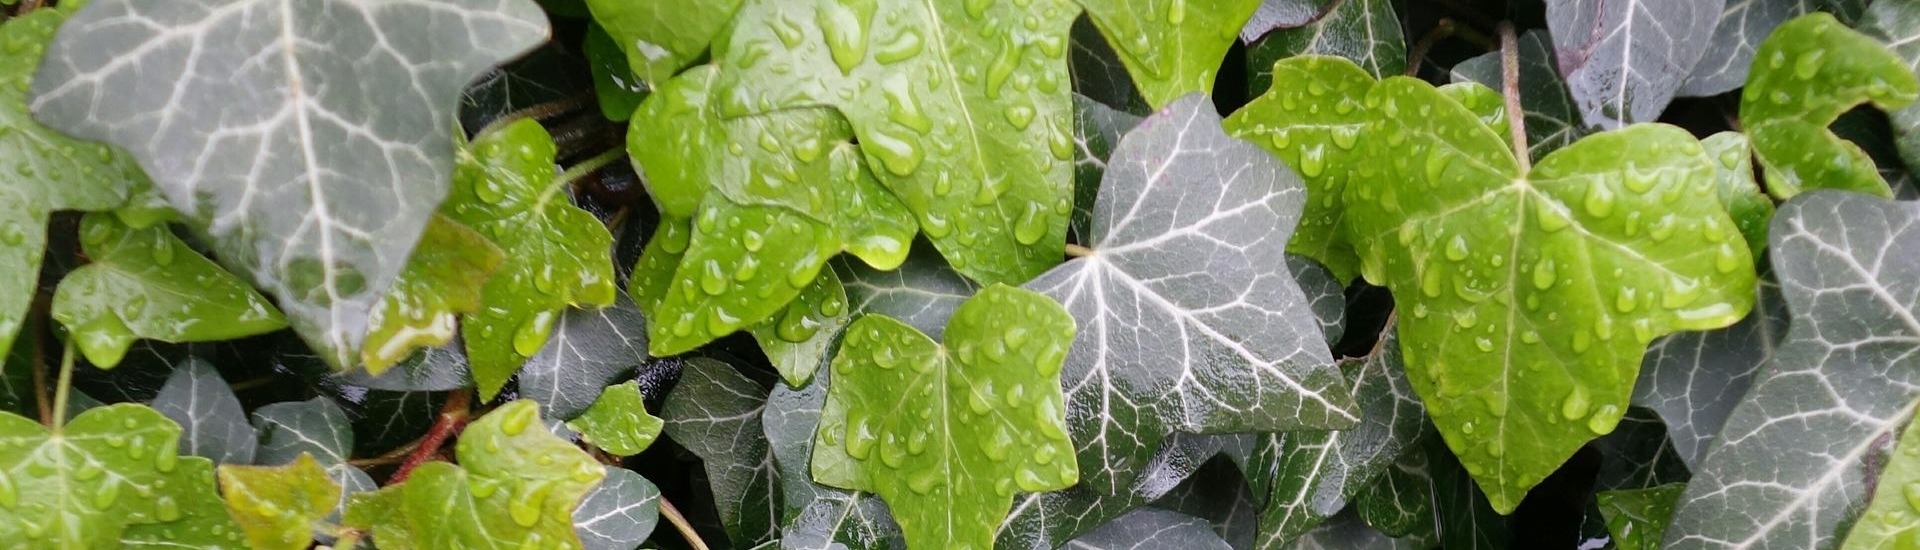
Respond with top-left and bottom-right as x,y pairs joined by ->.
572,466 -> 661,550
1287,510 -> 1423,550
714,0 -> 1077,286
837,245 -> 979,340
1246,0 -> 1405,92
52,215 -> 286,368
251,398 -> 376,518
813,284 -> 1076,549
568,381 -> 662,457
1000,434 -> 1228,548
362,215 -> 503,375
748,270 -> 852,387
763,368 -> 906,550
520,293 -> 649,421
1859,0 -> 1920,174
583,0 -> 741,86
1841,407 -> 1920,549
1597,483 -> 1685,550
1354,440 -> 1437,541
345,400 -> 605,550
447,119 -> 617,398
1448,29 -> 1589,159
0,404 -> 246,548
661,357 -> 781,547
218,453 -> 341,550
1063,508 -> 1233,549
151,358 -> 257,465
1074,0 -> 1261,107
30,0 -> 550,369
1227,55 -> 1376,282
1699,132 -> 1773,255
1069,94 -> 1142,240
1632,271 -> 1786,470
1346,76 -> 1758,512
583,24 -> 649,122
1742,13 -> 1920,199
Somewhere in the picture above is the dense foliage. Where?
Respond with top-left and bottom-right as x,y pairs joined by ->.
3,0 -> 1920,548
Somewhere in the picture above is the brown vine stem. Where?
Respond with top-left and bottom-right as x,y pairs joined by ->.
471,92 -> 593,140
1405,18 -> 1458,77
1064,243 -> 1095,258
1498,21 -> 1532,173
386,389 -> 472,484
16,0 -> 45,14
659,497 -> 713,550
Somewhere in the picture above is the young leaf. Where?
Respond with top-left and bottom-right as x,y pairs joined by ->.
661,358 -> 781,547
814,285 -> 1077,549
1859,0 -> 1920,174
251,398 -> 375,517
1678,0 -> 1835,97
1700,132 -> 1774,254
1598,483 -> 1686,550
1449,29 -> 1589,159
0,404 -> 246,548
714,0 -> 1077,285
567,381 -> 662,457
0,1 -> 149,363
582,0 -> 740,86
447,119 -> 617,398
345,400 -> 605,550
151,358 -> 257,464
1840,408 -> 1920,549
1742,13 -> 1920,199
583,24 -> 648,122
1544,0 -> 1726,128
748,270 -> 852,387
764,368 -> 906,550
1246,0 -> 1405,90
1074,0 -> 1263,107
362,215 -> 503,374
218,454 -> 342,550
53,215 -> 286,368
1061,508 -> 1233,550
572,466 -> 661,550
29,0 -> 550,368
1663,192 -> 1920,549
1346,77 -> 1757,512
1631,272 -> 1786,469
1029,94 -> 1356,496
1226,55 -> 1377,283
519,292 -> 648,421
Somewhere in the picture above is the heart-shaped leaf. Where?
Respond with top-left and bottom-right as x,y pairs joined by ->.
567,381 -> 662,457
1073,0 -> 1263,107
1544,0 -> 1727,128
519,292 -> 648,422
151,358 -> 257,465
572,466 -> 661,550
661,357 -> 781,547
1742,13 -> 1920,199
218,453 -> 341,550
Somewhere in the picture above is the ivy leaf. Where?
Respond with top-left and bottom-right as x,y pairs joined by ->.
814,285 -> 1077,549
218,453 -> 341,550
1227,55 -> 1377,283
0,2 -> 149,363
252,398 -> 375,518
661,357 -> 781,547
1292,255 -> 1349,348
999,434 -> 1230,549
151,358 -> 256,465
0,404 -> 246,547
1428,434 -> 1511,549
1741,13 -> 1920,200
1246,0 -> 1405,93
1449,29 -> 1588,159
1287,510 -> 1423,550
748,270 -> 852,387
29,0 -> 550,368
362,215 -> 503,374
583,24 -> 649,122
1029,94 -> 1355,497
336,340 -> 473,392
1595,483 -> 1685,550
1678,0 -> 1838,97
837,244 -> 979,339
583,0 -> 740,86
1544,0 -> 1726,128
1062,508 -> 1233,550
345,400 -> 605,550
1249,327 -> 1425,547
1070,94 -> 1142,241
1859,0 -> 1920,176
573,466 -> 661,550
1840,411 -> 1920,549
1346,77 -> 1758,512
1700,132 -> 1774,255
520,292 -> 648,421
446,119 -> 617,398
764,368 -> 906,550
1069,19 -> 1151,116
1662,192 -> 1920,548
1631,272 -> 1786,469
1590,409 -> 1692,491
568,381 -> 662,457
1354,440 -> 1437,540
1074,0 -> 1262,107
52,214 -> 285,368
1240,0 -> 1324,41
714,0 -> 1078,285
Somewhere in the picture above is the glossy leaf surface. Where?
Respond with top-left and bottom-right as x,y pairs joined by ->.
151,358 -> 256,465
583,0 -> 740,86
1075,0 -> 1262,107
568,381 -> 662,457
1741,13 -> 1919,199
520,292 -> 648,421
661,358 -> 781,547
362,215 -> 503,374
1544,0 -> 1726,128
1840,409 -> 1920,549
1859,0 -> 1920,175
218,454 -> 340,550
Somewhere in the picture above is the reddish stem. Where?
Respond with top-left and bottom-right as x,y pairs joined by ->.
387,390 -> 472,484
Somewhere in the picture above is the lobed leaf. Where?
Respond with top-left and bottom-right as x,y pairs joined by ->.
567,381 -> 662,457
1679,0 -> 1849,97
1448,29 -> 1588,159
1246,0 -> 1404,92
1840,408 -> 1920,549
1741,13 -> 1920,199
519,292 -> 648,421
218,454 -> 341,550
1544,0 -> 1726,128
763,367 -> 906,550
1073,0 -> 1263,107
1858,0 -> 1920,176
572,466 -> 661,550
661,357 -> 782,547
1632,270 -> 1786,469
362,215 -> 503,374
1060,508 -> 1232,549
151,358 -> 257,465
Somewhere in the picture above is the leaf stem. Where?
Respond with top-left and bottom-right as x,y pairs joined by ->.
49,338 -> 75,430
16,0 -> 44,14
30,305 -> 49,426
658,496 -> 713,550
1064,243 -> 1095,258
1405,18 -> 1458,77
556,148 -> 629,187
471,93 -> 593,141
386,389 -> 472,484
1498,21 -> 1532,173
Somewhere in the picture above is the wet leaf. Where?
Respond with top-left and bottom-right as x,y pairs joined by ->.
836,243 -> 979,340
998,434 -> 1228,549
30,0 -> 550,368
573,466 -> 661,550
814,285 -> 1076,549
748,270 -> 852,387
1069,94 -> 1143,241
568,381 -> 662,456
1859,0 -> 1920,175
1062,508 -> 1233,549
1247,0 -> 1404,93
661,357 -> 781,547
446,119 -> 617,399
151,358 -> 256,465
1598,483 -> 1685,550
52,215 -> 284,368
251,398 -> 375,519
362,216 -> 503,374
714,0 -> 1077,285
1839,409 -> 1920,549
336,341 -> 473,392
0,404 -> 246,548
1449,29 -> 1588,159
1354,440 -> 1437,540
1545,0 -> 1726,128
1589,408 -> 1691,491
218,454 -> 341,550
1663,192 -> 1920,548
1346,76 -> 1757,512
584,0 -> 741,86
1287,510 -> 1422,550
520,292 -> 648,421
583,24 -> 648,123
345,401 -> 605,550
1679,0 -> 1848,97
1632,271 -> 1786,469
763,368 -> 906,550
1699,132 -> 1774,255
1741,13 -> 1920,199
1075,0 -> 1262,107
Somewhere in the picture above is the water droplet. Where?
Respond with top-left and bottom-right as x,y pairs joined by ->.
155,496 -> 180,522
1299,144 -> 1327,178
1419,267 -> 1443,298
1587,404 -> 1621,434
1424,152 -> 1452,182
1614,287 -> 1638,313
1561,385 -> 1592,420
1014,202 -> 1049,245
1793,49 -> 1825,81
1532,258 -> 1557,290
1445,235 -> 1470,261
93,480 -> 121,508
511,310 -> 556,356
1584,184 -> 1616,218
820,0 -> 874,74
1004,105 -> 1036,130
1902,482 -> 1920,513
1535,203 -> 1571,232
508,491 -> 543,527
845,415 -> 879,460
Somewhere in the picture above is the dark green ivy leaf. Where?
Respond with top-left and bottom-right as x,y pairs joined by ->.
1598,483 -> 1686,550
661,357 -> 781,547
572,466 -> 662,550
1061,508 -> 1233,549
151,358 -> 256,465
1246,0 -> 1405,93
1859,0 -> 1920,175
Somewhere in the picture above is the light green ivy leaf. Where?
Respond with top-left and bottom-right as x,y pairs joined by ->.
218,453 -> 341,550
1841,406 -> 1920,549
815,285 -> 1076,549
583,0 -> 741,86
1074,0 -> 1262,108
1700,132 -> 1773,256
583,23 -> 649,123
1346,76 -> 1757,512
749,269 -> 852,388
568,381 -> 662,457
53,214 -> 286,368
1859,0 -> 1920,174
1598,483 -> 1686,550
446,119 -> 616,399
714,0 -> 1077,285
1741,13 -> 1919,200
1449,29 -> 1588,159
362,215 -> 503,375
